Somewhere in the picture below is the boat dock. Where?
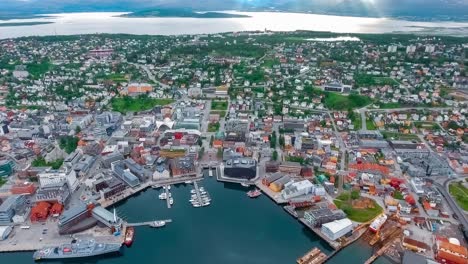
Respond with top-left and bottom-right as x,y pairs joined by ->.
193,181 -> 203,205
127,219 -> 172,227
297,247 -> 328,264
165,186 -> 171,209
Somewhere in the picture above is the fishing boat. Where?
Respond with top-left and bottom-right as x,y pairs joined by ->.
149,221 -> 166,228
247,189 -> 262,198
124,227 -> 134,247
369,214 -> 387,233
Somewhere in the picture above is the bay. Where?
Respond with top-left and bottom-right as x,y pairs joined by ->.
0,11 -> 468,39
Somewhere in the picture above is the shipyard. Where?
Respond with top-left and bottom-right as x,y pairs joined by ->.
0,29 -> 468,264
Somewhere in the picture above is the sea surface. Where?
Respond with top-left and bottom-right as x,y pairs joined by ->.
0,11 -> 468,39
0,174 -> 392,264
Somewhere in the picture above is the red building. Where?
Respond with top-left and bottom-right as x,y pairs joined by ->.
10,182 -> 36,195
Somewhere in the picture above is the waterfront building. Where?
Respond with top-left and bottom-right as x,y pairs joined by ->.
304,208 -> 346,227
281,180 -> 314,200
224,158 -> 257,180
320,218 -> 353,241
169,157 -> 197,178
58,203 -> 97,235
269,176 -> 291,192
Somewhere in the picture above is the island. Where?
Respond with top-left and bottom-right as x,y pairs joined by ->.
120,8 -> 250,18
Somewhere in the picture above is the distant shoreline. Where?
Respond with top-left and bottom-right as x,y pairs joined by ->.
119,9 -> 250,19
0,22 -> 54,27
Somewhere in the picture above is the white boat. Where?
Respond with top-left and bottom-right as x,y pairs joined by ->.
150,221 -> 166,228
241,183 -> 249,187
202,202 -> 211,206
158,193 -> 167,200
169,197 -> 174,205
208,170 -> 213,177
151,185 -> 158,189
184,181 -> 192,184
190,190 -> 196,194
200,187 -> 205,191
193,204 -> 201,208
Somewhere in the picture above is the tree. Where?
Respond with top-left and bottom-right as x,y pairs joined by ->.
351,190 -> 360,200
272,150 -> 278,161
279,135 -> 285,147
75,126 -> 81,134
197,137 -> 203,147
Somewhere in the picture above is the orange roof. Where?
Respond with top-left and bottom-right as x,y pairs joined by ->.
128,85 -> 152,93
213,140 -> 223,147
438,241 -> 468,257
437,250 -> 468,264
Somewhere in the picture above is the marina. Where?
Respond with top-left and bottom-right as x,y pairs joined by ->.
0,175 -> 390,264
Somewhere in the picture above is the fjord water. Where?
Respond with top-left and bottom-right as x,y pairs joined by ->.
0,175 -> 391,264
1,11 -> 468,39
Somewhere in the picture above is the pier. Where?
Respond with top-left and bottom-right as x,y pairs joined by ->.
127,219 -> 172,227
165,186 -> 171,209
193,181 -> 203,205
297,247 -> 328,264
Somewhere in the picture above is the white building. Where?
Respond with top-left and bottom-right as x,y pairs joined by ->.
406,45 -> 416,54
281,180 -> 314,200
387,45 -> 397,53
321,218 -> 353,241
38,170 -> 78,192
425,45 -> 435,53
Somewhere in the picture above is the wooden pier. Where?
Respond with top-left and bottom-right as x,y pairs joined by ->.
297,247 -> 328,264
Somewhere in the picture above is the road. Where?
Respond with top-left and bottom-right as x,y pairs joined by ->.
434,180 -> 468,234
327,111 -> 346,193
132,63 -> 170,89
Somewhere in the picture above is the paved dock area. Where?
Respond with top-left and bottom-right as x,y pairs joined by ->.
298,218 -> 341,249
254,180 -> 287,204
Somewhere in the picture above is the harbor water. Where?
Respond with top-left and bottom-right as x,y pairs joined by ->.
0,173 -> 392,264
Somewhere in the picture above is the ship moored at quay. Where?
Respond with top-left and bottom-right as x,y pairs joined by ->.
33,238 -> 122,261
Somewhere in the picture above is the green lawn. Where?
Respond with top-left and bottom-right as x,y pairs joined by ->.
393,190 -> 404,200
366,118 -> 376,130
351,115 -> 362,130
107,73 -> 128,82
32,157 -> 63,169
379,102 -> 403,109
324,92 -> 371,110
334,198 -> 383,222
211,100 -> 228,111
111,96 -> 174,113
381,131 -> 420,141
0,178 -> 6,187
27,60 -> 52,78
449,182 -> 468,211
208,122 -> 220,132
